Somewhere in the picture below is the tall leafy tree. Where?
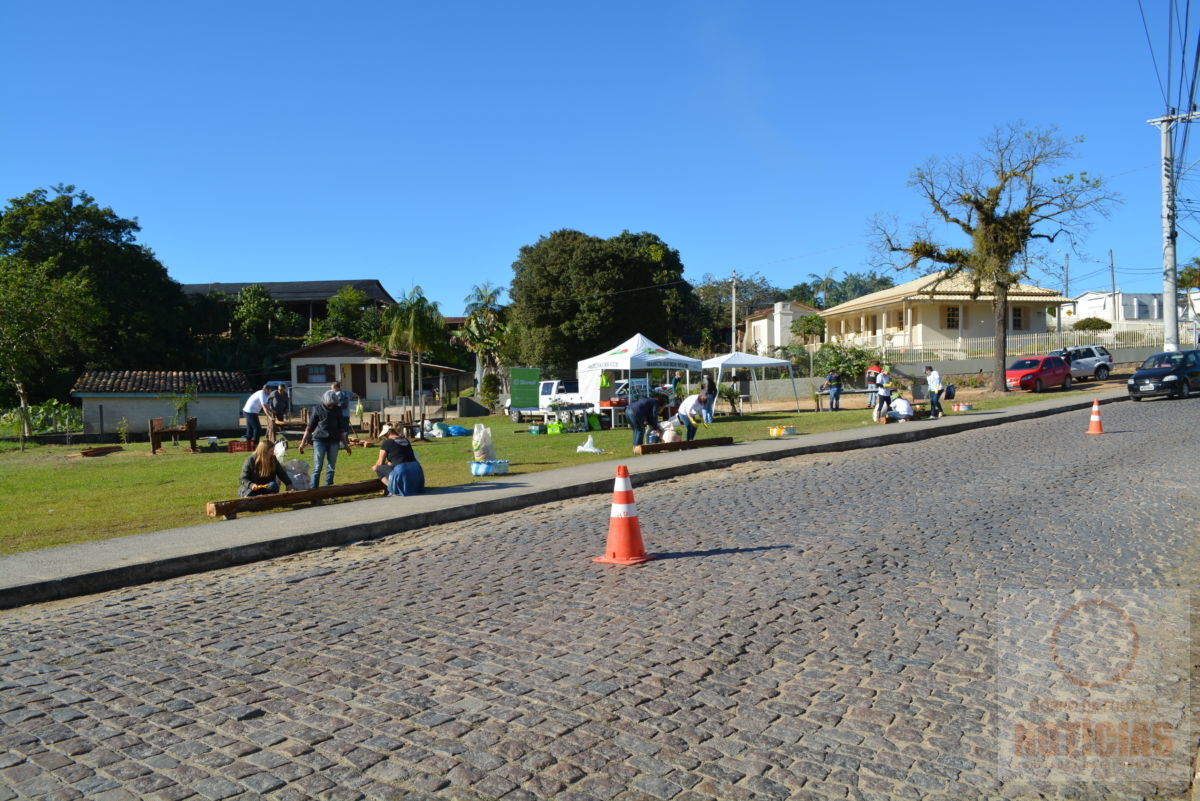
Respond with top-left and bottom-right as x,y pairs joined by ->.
0,186 -> 190,378
876,125 -> 1117,391
0,256 -> 101,443
304,285 -> 383,344
380,287 -> 445,417
694,272 -> 784,333
507,230 -> 701,370
459,282 -> 506,388
233,284 -> 301,342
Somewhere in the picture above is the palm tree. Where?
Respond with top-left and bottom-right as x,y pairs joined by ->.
381,287 -> 445,420
460,282 -> 505,390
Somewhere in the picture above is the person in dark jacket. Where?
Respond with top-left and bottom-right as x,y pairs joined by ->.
627,392 -> 667,447
238,440 -> 294,497
297,391 -> 349,487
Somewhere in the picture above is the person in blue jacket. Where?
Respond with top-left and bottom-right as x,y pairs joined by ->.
627,392 -> 667,447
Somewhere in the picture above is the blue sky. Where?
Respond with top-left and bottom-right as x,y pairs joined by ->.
3,1 -> 1191,315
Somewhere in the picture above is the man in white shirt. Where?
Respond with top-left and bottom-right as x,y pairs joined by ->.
887,395 -> 914,422
242,384 -> 271,445
924,365 -> 944,419
675,393 -> 705,441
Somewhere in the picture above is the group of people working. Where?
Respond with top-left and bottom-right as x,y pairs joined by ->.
625,370 -> 720,447
237,381 -> 423,499
820,363 -> 947,422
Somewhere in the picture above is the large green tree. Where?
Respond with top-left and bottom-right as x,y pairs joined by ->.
0,256 -> 101,442
507,230 -> 701,369
0,186 -> 190,381
304,285 -> 382,344
693,272 -> 784,338
877,125 -> 1117,391
233,284 -> 301,342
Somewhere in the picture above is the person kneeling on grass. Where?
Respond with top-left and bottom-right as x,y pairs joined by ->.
374,425 -> 425,496
886,395 -> 914,422
238,440 -> 295,497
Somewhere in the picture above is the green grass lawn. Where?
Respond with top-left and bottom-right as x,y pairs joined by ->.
0,391 -> 1063,555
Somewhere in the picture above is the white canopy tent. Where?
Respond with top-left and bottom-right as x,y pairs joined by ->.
702,351 -> 800,412
578,333 -> 701,408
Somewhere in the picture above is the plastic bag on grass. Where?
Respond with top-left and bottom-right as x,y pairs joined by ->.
472,424 -> 496,462
576,435 -> 603,454
283,459 -> 311,490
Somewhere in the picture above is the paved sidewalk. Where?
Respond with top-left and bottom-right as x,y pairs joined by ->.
0,391 -> 1126,609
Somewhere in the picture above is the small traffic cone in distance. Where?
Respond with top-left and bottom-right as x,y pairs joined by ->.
1086,398 -> 1104,435
593,465 -> 652,565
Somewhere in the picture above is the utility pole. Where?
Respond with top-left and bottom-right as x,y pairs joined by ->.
1148,110 -> 1200,350
730,270 -> 738,353
1059,253 -> 1069,347
1109,250 -> 1117,323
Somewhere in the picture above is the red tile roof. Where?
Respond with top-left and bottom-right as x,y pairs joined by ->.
72,371 -> 252,394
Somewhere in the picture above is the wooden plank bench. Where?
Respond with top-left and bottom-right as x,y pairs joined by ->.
206,479 -> 383,520
634,436 -> 733,455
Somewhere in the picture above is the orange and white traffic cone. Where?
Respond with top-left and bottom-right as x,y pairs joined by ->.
1086,398 -> 1104,435
593,465 -> 652,565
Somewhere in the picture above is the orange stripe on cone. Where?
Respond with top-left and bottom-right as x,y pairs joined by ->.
1086,398 -> 1104,435
593,465 -> 652,565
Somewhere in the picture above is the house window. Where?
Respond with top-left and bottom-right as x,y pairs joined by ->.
943,306 -> 960,329
300,364 -> 332,384
370,364 -> 378,383
869,314 -> 878,335
1012,307 -> 1025,331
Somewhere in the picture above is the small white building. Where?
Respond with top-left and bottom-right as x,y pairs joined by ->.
743,301 -> 820,355
72,371 -> 252,436
1069,290 -> 1200,323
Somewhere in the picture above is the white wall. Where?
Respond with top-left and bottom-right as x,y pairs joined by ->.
79,396 -> 244,435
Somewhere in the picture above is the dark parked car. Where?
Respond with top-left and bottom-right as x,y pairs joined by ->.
1127,350 -> 1200,400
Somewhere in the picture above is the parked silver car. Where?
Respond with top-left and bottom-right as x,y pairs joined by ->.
1048,344 -> 1114,380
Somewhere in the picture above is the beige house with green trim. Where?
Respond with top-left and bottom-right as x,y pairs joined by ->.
818,270 -> 1071,349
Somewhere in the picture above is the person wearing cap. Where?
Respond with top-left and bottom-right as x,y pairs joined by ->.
886,393 -> 914,422
373,425 -> 425,496
297,390 -> 349,487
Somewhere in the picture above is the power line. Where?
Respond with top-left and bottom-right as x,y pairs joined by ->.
1141,0 -> 1170,106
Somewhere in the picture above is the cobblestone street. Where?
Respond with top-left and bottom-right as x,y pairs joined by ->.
1,400 -> 1197,800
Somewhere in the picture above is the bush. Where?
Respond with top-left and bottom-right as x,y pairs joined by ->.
812,343 -> 882,386
0,399 -> 82,434
1072,316 -> 1112,331
479,374 -> 501,409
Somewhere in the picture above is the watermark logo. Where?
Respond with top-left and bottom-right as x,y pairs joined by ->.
995,590 -> 1190,793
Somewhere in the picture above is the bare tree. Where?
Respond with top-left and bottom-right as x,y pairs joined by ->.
875,125 -> 1118,391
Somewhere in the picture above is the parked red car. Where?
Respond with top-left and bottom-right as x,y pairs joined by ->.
1005,355 -> 1073,392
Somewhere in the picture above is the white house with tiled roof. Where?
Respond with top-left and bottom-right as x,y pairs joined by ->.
282,337 -> 467,408
818,270 -> 1071,349
71,371 -> 252,437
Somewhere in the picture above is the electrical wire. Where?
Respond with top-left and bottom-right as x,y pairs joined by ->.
1142,0 -> 1170,106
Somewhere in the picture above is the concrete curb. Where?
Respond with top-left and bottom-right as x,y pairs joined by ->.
0,392 -> 1128,609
